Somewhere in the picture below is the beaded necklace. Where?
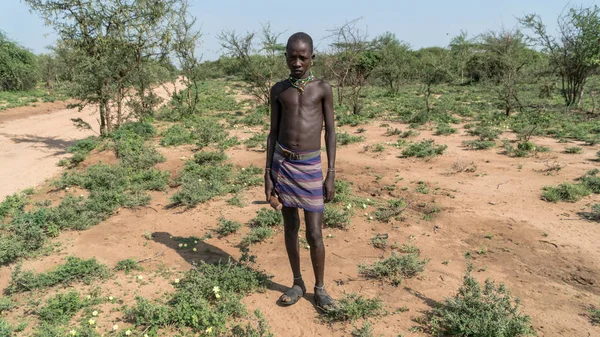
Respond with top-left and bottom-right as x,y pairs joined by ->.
288,71 -> 315,94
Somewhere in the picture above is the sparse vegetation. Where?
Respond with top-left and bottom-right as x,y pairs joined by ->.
321,294 -> 386,322
401,140 -> 447,158
359,251 -> 428,286
426,264 -> 535,336
215,217 -> 242,237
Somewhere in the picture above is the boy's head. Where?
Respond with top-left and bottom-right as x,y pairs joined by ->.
286,32 -> 315,78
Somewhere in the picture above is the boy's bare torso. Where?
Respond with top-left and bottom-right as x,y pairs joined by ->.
271,80 -> 328,151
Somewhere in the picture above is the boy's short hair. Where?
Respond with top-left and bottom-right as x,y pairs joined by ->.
286,32 -> 313,53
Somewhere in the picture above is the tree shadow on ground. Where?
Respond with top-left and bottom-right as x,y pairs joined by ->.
2,133 -> 77,155
151,231 -> 289,301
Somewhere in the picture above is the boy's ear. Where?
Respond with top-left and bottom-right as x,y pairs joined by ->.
311,54 -> 315,60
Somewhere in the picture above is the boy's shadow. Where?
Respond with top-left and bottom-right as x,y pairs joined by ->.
151,231 -> 289,304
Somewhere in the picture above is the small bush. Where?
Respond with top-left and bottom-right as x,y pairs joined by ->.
127,260 -> 270,333
401,140 -> 447,158
241,227 -> 273,246
323,205 -> 353,229
583,203 -> 600,221
467,125 -> 502,140
0,190 -> 32,217
160,124 -> 194,146
351,321 -> 374,337
463,140 -> 496,150
337,132 -> 365,145
590,305 -> 600,325
400,130 -> 419,138
541,183 -> 591,203
370,235 -> 387,249
321,294 -> 385,322
580,169 -> 600,193
564,146 -> 582,154
0,297 -> 14,314
244,132 -> 267,149
435,123 -> 458,136
115,258 -> 143,274
359,252 -> 428,286
249,208 -> 283,228
0,319 -> 12,337
6,257 -> 110,294
215,217 -> 242,237
37,291 -> 83,324
374,199 -> 406,223
427,264 -> 535,337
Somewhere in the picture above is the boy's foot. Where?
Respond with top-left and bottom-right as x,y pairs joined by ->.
314,286 -> 337,312
279,278 -> 306,306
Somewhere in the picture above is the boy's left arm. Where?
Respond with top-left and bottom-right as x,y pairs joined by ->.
322,81 -> 336,202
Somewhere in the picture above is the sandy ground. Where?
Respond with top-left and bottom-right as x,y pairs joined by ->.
0,83 -> 179,200
1,92 -> 600,336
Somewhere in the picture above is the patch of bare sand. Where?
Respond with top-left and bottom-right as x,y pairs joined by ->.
0,80 -> 183,200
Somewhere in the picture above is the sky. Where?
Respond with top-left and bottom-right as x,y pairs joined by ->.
1,0 -> 597,61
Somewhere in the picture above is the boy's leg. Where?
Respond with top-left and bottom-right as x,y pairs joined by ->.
304,210 -> 325,286
279,206 -> 305,305
282,206 -> 301,278
305,210 -> 335,310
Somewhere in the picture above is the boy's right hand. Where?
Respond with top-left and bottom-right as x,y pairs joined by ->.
264,173 -> 274,202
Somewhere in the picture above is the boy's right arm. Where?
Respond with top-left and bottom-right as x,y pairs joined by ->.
265,84 -> 281,201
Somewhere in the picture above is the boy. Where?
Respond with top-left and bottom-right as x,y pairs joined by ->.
264,32 -> 337,310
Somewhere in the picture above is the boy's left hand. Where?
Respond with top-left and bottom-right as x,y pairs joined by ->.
323,174 -> 335,203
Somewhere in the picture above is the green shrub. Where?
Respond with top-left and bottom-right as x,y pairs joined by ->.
249,209 -> 282,228
127,260 -> 270,334
0,319 -> 12,337
170,157 -> 235,207
0,297 -> 14,314
323,205 -> 353,229
65,136 -> 100,166
580,169 -> 600,193
37,291 -> 83,324
370,235 -> 387,249
427,264 -> 535,336
337,113 -> 369,126
190,117 -> 228,148
583,204 -> 600,221
591,305 -> 600,325
467,125 -> 502,140
111,121 -> 155,140
160,124 -> 194,146
215,217 -> 242,237
321,294 -> 385,322
331,179 -> 352,204
6,257 -> 110,294
359,252 -> 428,286
114,132 -> 165,171
435,123 -> 458,136
337,132 -> 365,145
401,140 -> 447,158
244,133 -> 268,149
239,107 -> 268,126
0,190 -> 32,217
115,258 -> 143,274
541,183 -> 591,203
564,146 -> 582,154
400,130 -> 419,138
351,321 -> 374,337
241,227 -> 273,246
374,199 -> 406,223
462,140 -> 496,150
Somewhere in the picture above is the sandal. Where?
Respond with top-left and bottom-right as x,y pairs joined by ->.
279,279 -> 306,306
314,286 -> 337,312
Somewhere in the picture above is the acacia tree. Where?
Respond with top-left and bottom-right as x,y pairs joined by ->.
25,0 -> 187,135
325,19 -> 379,113
414,47 -> 452,112
218,24 -> 286,106
449,30 -> 474,83
520,5 -> 600,108
477,29 -> 534,116
172,1 -> 203,114
372,32 -> 413,93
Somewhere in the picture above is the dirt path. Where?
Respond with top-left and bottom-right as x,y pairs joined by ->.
0,82 -> 179,200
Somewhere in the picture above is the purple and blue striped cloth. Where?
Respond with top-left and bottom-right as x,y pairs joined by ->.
271,142 -> 324,213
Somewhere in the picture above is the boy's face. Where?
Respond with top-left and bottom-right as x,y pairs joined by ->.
286,41 -> 314,78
